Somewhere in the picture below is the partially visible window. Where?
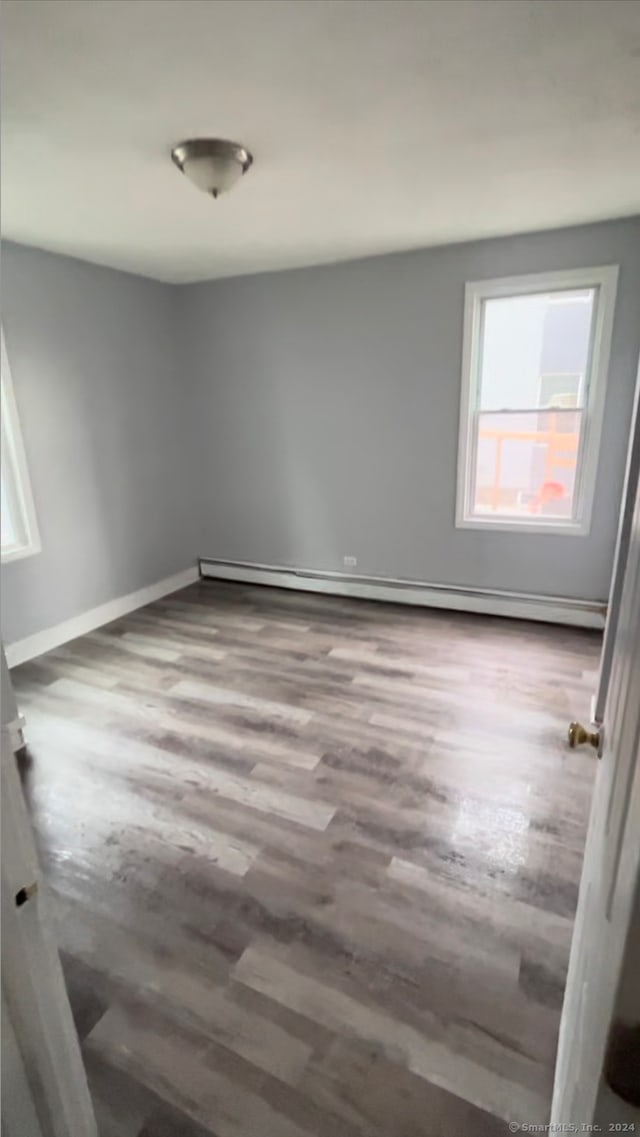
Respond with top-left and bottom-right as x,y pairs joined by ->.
456,266 -> 618,535
1,330 -> 41,562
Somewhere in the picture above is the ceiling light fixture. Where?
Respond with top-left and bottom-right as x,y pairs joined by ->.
170,138 -> 253,199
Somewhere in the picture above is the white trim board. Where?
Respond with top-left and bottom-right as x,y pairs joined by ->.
200,558 -> 606,629
5,566 -> 200,668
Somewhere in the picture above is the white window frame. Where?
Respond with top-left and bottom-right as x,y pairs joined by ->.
455,265 -> 619,536
1,329 -> 41,563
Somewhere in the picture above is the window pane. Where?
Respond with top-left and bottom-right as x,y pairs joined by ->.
479,289 -> 595,412
472,408 -> 581,520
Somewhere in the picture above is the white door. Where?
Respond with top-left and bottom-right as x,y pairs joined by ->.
552,476 -> 640,1123
2,990 -> 45,1137
1,724 -> 97,1137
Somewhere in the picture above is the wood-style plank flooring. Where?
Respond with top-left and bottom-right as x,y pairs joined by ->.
12,580 -> 602,1136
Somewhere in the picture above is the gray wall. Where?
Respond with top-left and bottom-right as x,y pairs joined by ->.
182,217 -> 640,601
1,243 -> 199,644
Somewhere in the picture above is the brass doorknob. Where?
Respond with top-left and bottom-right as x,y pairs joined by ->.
568,721 -> 601,750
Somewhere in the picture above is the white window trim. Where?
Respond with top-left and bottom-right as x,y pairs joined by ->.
1,330 -> 41,563
455,265 -> 619,537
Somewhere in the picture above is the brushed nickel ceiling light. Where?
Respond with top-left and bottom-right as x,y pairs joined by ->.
171,138 -> 253,199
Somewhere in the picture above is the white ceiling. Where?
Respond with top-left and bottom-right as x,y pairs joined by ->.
2,0 -> 640,284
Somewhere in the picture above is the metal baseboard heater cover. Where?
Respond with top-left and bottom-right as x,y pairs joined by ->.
198,558 -> 606,629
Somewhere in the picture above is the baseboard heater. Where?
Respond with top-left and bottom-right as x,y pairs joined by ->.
199,557 -> 606,630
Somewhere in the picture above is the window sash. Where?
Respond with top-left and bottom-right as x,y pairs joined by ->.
475,286 -> 597,414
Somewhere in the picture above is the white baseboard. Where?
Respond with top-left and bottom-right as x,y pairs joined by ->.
200,557 -> 606,630
5,566 -> 200,668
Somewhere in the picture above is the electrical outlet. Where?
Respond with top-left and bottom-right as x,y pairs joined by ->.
343,555 -> 357,569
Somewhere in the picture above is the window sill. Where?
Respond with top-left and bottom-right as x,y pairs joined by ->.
455,515 -> 589,537
1,540 -> 42,565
